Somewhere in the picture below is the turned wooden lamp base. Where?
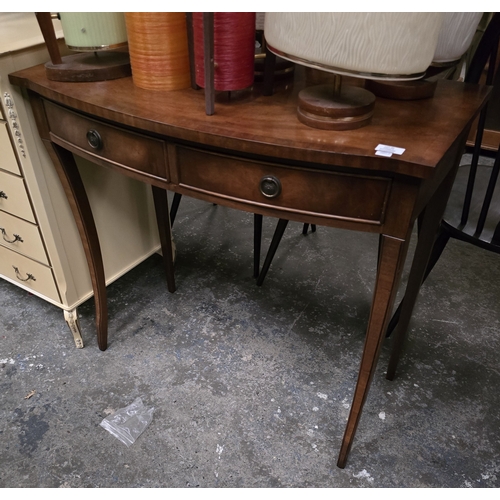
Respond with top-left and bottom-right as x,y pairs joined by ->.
297,82 -> 376,131
45,51 -> 131,82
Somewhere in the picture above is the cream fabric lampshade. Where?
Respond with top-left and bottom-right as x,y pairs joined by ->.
264,12 -> 444,81
264,13 -> 444,130
433,12 -> 483,64
59,12 -> 128,51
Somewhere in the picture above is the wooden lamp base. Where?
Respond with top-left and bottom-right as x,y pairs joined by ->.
45,51 -> 131,82
366,79 -> 437,100
297,83 -> 375,130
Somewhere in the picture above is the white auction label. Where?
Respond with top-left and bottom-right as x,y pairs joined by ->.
375,144 -> 406,155
375,150 -> 393,157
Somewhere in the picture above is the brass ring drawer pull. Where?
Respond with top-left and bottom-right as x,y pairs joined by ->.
86,129 -> 103,150
259,175 -> 282,198
0,190 -> 8,199
1,228 -> 23,243
12,266 -> 36,282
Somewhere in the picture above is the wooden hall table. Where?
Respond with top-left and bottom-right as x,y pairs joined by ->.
10,64 -> 489,468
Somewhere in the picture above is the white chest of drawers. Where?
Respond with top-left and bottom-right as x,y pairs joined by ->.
0,13 -> 161,347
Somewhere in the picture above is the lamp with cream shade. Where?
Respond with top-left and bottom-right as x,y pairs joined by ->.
368,12 -> 483,100
264,13 -> 444,130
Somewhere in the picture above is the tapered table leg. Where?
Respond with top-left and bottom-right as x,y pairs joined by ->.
337,234 -> 410,468
170,192 -> 182,227
50,144 -> 108,350
386,164 -> 460,380
152,186 -> 176,293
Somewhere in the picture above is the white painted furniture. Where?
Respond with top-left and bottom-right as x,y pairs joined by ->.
0,13 -> 161,347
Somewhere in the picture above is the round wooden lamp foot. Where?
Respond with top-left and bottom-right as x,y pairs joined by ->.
45,51 -> 131,82
297,83 -> 375,130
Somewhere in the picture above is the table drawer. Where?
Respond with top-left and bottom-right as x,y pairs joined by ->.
43,100 -> 169,180
0,244 -> 60,302
0,121 -> 21,175
0,169 -> 35,223
174,146 -> 391,225
0,211 -> 49,265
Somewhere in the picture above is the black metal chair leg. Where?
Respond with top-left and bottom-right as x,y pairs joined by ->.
254,213 -> 263,278
169,193 -> 315,285
302,223 -> 317,234
256,219 -> 289,286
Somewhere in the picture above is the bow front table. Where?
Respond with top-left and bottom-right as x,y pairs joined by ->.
9,64 -> 489,468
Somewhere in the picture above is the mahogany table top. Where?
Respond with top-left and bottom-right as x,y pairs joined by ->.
10,64 -> 490,179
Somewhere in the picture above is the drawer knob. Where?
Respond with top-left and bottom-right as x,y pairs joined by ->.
259,175 -> 282,198
1,228 -> 23,244
86,129 -> 102,150
0,191 -> 8,199
12,266 -> 36,282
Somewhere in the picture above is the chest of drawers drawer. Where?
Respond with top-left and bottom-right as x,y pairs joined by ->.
0,120 -> 21,175
0,244 -> 60,303
43,100 -> 169,181
0,210 -> 49,264
174,145 -> 391,226
0,169 -> 35,222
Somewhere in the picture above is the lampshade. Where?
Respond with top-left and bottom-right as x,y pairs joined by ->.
265,13 -> 443,81
264,13 -> 444,130
432,12 -> 482,64
58,12 -> 128,51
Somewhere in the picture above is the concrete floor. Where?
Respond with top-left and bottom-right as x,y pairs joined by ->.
1,154 -> 499,488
